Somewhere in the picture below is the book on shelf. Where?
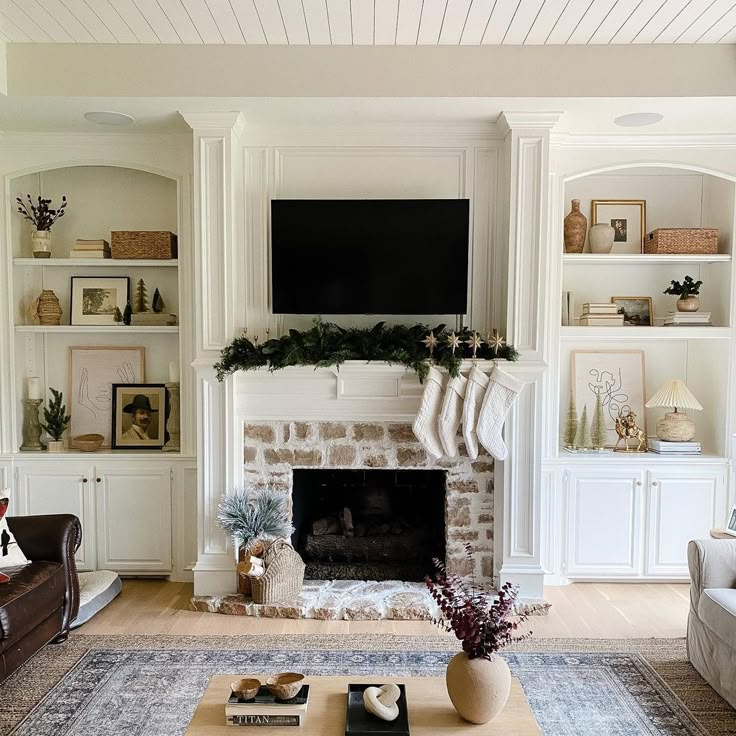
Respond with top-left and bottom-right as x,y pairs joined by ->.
579,315 -> 625,326
562,290 -> 575,326
582,303 -> 619,315
664,312 -> 712,326
74,238 -> 110,249
226,714 -> 302,727
69,249 -> 111,259
648,439 -> 701,454
130,313 -> 177,326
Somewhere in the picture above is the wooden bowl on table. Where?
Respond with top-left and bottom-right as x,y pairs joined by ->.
230,678 -> 261,701
266,672 -> 305,700
72,433 -> 104,452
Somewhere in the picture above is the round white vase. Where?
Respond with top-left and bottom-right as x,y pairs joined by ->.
32,230 -> 52,258
445,651 -> 511,724
588,223 -> 615,254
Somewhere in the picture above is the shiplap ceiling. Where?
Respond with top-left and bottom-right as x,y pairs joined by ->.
0,0 -> 734,46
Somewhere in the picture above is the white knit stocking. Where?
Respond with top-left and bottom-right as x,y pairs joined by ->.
412,366 -> 447,460
476,367 -> 524,461
438,374 -> 467,458
462,365 -> 490,460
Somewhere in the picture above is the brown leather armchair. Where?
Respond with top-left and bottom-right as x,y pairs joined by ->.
0,514 -> 81,683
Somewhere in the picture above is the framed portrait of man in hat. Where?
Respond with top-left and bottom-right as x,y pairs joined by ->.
111,384 -> 168,450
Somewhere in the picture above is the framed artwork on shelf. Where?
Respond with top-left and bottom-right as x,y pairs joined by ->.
726,506 -> 736,537
591,199 -> 646,254
111,383 -> 167,450
70,276 -> 130,326
610,297 -> 654,326
69,346 -> 145,448
571,350 -> 646,447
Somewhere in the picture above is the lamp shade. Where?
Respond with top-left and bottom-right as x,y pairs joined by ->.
645,379 -> 703,411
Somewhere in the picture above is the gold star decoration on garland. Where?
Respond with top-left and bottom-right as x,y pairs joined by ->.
487,330 -> 506,352
422,331 -> 439,357
466,331 -> 483,359
446,331 -> 461,354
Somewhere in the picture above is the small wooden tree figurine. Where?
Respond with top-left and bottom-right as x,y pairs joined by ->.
123,302 -> 132,325
563,390 -> 578,447
40,387 -> 70,452
590,392 -> 607,449
113,306 -> 123,324
134,278 -> 149,313
152,288 -> 165,313
574,405 -> 592,449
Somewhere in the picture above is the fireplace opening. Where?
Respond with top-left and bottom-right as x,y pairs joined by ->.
291,469 -> 446,582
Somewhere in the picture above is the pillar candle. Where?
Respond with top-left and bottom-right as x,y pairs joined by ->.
27,377 -> 42,400
168,361 -> 180,383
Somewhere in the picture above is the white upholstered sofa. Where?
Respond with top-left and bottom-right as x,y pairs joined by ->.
687,539 -> 736,709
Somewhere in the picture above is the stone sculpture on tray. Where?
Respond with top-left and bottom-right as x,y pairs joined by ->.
363,683 -> 401,721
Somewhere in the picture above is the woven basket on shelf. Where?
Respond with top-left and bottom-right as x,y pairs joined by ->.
250,540 -> 305,605
644,228 -> 718,255
110,231 -> 178,259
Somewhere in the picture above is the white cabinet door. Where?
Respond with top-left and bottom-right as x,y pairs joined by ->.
645,467 -> 727,577
95,464 -> 172,573
566,468 -> 645,577
15,463 -> 96,571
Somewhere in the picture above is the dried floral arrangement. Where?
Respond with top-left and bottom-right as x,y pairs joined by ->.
215,319 -> 518,383
425,545 -> 531,660
16,195 -> 68,231
217,486 -> 294,550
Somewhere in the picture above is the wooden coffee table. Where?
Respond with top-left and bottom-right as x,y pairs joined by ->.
186,674 -> 540,735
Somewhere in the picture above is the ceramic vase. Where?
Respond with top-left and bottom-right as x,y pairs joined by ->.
588,223 -> 615,254
563,199 -> 587,254
677,296 -> 700,312
32,230 -> 52,259
445,652 -> 511,724
47,440 -> 64,453
36,289 -> 62,325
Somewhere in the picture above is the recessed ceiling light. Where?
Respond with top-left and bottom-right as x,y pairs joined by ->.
84,111 -> 135,126
614,113 -> 663,128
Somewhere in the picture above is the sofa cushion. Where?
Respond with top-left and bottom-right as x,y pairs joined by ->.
0,561 -> 64,644
698,588 -> 736,643
0,498 -> 30,568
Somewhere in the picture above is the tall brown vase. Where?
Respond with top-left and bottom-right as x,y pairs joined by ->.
564,199 -> 587,253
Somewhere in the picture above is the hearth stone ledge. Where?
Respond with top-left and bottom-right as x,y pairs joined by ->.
242,420 -> 495,583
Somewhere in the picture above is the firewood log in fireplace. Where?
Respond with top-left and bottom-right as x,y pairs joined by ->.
338,507 -> 354,538
312,516 -> 341,536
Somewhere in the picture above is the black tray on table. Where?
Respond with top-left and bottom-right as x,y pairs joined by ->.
345,684 -> 410,736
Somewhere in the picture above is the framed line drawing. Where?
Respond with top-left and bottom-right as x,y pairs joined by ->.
571,350 -> 646,447
69,346 -> 145,447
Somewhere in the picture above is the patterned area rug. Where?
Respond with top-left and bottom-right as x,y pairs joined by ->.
3,635 -> 735,736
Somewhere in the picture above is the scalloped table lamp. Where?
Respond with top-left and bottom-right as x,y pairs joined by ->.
645,379 -> 703,442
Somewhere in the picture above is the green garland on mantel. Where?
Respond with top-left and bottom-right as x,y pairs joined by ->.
214,319 -> 519,383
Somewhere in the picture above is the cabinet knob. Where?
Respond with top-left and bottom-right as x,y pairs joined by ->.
652,481 -> 658,486
82,478 -> 88,483
96,477 -> 101,483
636,481 -> 642,486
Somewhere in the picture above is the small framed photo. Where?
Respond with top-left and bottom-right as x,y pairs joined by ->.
591,199 -> 647,254
71,277 -> 129,326
726,506 -> 736,537
111,384 -> 167,450
611,297 -> 654,327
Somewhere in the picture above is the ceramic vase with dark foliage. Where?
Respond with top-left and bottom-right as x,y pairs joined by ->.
588,223 -> 615,254
677,296 -> 700,312
32,230 -> 52,258
446,652 -> 511,724
564,199 -> 587,253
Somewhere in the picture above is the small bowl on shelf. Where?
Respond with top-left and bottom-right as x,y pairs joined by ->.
71,433 -> 104,452
266,672 -> 305,701
230,678 -> 261,701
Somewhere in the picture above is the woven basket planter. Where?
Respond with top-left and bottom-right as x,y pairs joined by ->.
250,540 -> 305,605
644,228 -> 718,255
111,231 -> 178,259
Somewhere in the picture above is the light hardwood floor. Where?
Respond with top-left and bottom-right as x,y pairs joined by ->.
78,580 -> 691,639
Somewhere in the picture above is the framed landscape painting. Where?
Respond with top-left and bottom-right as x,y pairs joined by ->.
70,276 -> 129,326
69,346 -> 145,447
611,296 -> 654,326
571,350 -> 646,447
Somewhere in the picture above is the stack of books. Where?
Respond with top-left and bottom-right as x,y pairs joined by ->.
69,239 -> 110,259
579,303 -> 625,327
130,311 -> 177,326
648,439 -> 702,455
226,685 -> 310,727
664,312 -> 712,327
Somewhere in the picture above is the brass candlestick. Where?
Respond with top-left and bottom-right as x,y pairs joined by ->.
21,398 -> 45,451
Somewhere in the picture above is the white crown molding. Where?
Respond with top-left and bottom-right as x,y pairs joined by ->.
497,112 -> 565,136
0,130 -> 191,145
179,111 -> 245,133
551,132 -> 736,149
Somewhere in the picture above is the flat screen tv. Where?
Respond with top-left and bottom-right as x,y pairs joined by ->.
271,199 -> 470,315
